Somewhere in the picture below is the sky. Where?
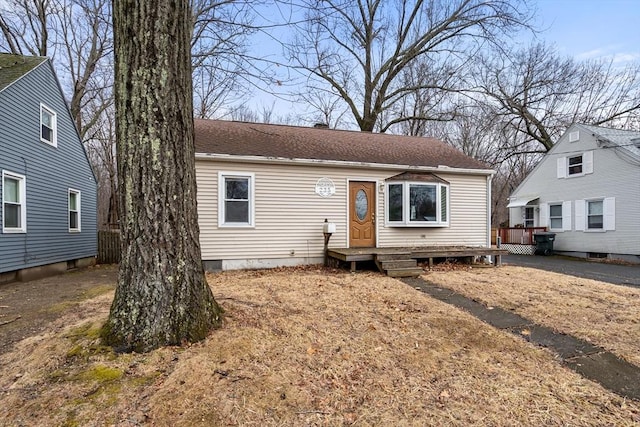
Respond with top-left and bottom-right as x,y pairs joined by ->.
247,0 -> 640,120
532,0 -> 640,63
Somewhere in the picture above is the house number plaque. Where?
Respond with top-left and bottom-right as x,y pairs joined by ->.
315,178 -> 336,197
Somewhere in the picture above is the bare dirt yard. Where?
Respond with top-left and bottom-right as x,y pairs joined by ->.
1,265 -> 639,426
0,264 -> 117,355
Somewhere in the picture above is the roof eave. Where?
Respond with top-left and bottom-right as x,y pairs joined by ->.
194,152 -> 495,175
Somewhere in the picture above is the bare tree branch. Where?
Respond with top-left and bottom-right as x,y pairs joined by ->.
285,0 -> 533,131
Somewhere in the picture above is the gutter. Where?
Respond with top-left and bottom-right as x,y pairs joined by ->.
194,152 -> 496,176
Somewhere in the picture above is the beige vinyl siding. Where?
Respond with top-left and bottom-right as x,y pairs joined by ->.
378,174 -> 488,247
197,160 -> 347,262
196,159 -> 490,263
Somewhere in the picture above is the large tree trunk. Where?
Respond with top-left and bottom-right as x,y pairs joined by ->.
102,0 -> 222,353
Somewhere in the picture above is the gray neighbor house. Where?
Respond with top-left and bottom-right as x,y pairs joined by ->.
508,123 -> 640,263
0,53 -> 97,283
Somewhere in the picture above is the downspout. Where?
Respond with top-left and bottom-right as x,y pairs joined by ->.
22,157 -> 29,264
486,174 -> 493,261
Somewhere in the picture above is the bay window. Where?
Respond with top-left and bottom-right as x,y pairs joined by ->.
385,173 -> 449,227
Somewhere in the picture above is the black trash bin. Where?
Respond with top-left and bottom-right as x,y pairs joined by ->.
533,232 -> 556,256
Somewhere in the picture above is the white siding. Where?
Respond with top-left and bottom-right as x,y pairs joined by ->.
196,160 -> 490,265
510,125 -> 640,256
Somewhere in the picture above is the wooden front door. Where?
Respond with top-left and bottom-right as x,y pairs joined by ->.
349,181 -> 376,248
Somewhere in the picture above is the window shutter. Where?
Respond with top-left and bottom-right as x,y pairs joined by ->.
604,197 -> 615,231
539,203 -> 548,228
575,200 -> 585,231
583,151 -> 594,174
557,157 -> 566,178
562,201 -> 572,231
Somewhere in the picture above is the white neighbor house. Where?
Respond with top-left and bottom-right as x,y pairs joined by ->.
508,123 -> 640,263
193,119 -> 495,271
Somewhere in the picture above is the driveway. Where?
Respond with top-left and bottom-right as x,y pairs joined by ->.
503,255 -> 640,288
0,265 -> 117,355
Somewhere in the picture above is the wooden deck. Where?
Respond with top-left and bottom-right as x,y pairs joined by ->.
327,245 -> 508,275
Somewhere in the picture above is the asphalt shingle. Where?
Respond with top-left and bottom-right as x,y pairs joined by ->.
577,123 -> 640,158
194,119 -> 491,171
0,53 -> 47,92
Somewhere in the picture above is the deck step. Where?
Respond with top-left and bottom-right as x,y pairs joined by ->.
386,267 -> 424,278
379,259 -> 418,269
375,252 -> 412,261
374,253 -> 421,278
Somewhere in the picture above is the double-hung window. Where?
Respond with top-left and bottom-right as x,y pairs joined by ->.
557,151 -> 593,178
2,171 -> 27,233
575,198 -> 614,232
386,173 -> 449,227
549,204 -> 563,230
587,200 -> 604,230
40,104 -> 57,146
218,172 -> 254,227
68,189 -> 81,232
567,155 -> 583,176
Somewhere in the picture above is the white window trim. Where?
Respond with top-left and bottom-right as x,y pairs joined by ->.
218,171 -> 255,228
40,103 -> 57,147
567,154 -> 584,177
385,181 -> 449,227
585,199 -> 604,232
548,202 -> 563,231
577,197 -> 614,233
68,188 -> 81,232
2,170 -> 27,233
559,151 -> 593,179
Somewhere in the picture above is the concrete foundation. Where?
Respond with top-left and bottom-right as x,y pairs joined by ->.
0,256 -> 97,285
557,251 -> 640,265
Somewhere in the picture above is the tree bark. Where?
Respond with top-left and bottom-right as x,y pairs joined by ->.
102,0 -> 222,353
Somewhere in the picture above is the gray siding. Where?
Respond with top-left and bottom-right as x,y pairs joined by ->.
0,60 -> 97,273
510,125 -> 640,256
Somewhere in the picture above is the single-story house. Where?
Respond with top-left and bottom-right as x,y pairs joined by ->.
193,119 -> 496,270
508,123 -> 640,263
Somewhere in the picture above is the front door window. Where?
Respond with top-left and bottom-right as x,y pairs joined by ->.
355,189 -> 368,221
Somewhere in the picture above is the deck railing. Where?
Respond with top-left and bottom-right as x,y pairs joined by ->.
497,227 -> 547,245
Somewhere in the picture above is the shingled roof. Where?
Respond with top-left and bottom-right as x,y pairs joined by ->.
577,123 -> 640,159
0,53 -> 47,92
194,119 -> 491,171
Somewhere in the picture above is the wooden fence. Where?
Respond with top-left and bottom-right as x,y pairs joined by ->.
98,230 -> 121,264
497,227 -> 547,245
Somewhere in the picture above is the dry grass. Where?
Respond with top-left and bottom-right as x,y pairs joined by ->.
424,265 -> 640,367
1,267 -> 639,426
